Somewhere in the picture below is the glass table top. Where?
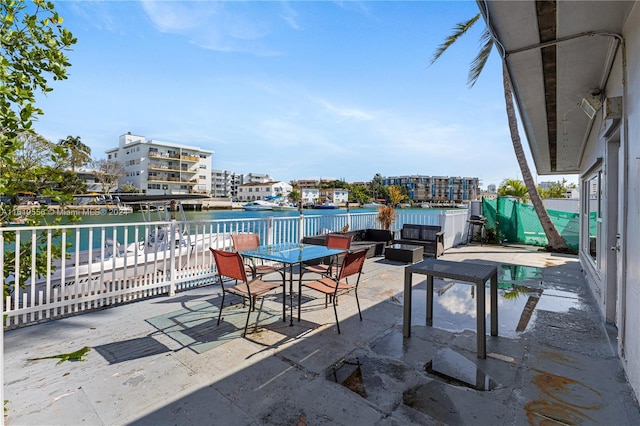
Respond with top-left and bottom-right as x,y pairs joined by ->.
240,243 -> 346,264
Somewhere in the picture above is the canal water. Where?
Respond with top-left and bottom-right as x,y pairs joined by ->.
55,206 -> 444,226
6,207 -> 445,252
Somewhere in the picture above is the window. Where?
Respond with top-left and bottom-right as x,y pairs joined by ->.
584,171 -> 602,265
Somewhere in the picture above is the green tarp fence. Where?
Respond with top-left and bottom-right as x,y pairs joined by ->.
482,197 -> 579,251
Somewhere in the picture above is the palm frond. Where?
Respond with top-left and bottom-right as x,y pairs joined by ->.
429,13 -> 481,66
468,27 -> 494,87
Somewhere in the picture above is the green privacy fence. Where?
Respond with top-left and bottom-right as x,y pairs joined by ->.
482,197 -> 579,251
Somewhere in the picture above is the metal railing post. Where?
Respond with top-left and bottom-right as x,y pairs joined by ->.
169,220 -> 177,297
298,205 -> 305,242
267,217 -> 274,245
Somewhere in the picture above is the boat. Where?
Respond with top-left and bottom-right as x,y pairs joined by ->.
272,201 -> 298,211
421,203 -> 432,209
242,200 -> 276,211
456,203 -> 469,209
7,200 -> 234,299
315,201 -> 338,209
362,202 -> 383,209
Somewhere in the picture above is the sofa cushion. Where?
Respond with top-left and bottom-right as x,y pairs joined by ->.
365,229 -> 393,242
401,225 -> 422,240
421,227 -> 441,241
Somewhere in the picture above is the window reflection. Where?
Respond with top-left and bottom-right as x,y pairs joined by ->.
585,172 -> 601,263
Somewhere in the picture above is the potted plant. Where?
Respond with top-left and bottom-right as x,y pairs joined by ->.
377,186 -> 404,231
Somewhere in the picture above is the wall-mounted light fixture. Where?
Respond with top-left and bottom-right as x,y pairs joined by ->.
581,94 -> 603,120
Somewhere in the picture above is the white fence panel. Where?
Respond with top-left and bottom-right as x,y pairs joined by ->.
1,210 -> 468,327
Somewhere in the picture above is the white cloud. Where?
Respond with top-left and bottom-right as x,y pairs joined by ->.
140,1 -> 287,55
315,99 -> 375,121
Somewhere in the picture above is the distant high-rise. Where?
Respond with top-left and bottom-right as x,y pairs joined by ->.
381,175 -> 480,203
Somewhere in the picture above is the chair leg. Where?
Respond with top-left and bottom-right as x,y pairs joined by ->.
243,304 -> 251,337
355,289 -> 362,321
332,296 -> 341,334
217,293 -> 226,326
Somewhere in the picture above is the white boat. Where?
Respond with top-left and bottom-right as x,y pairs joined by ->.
421,203 -> 432,209
272,202 -> 298,211
8,200 -> 233,300
242,200 -> 276,211
362,202 -> 383,209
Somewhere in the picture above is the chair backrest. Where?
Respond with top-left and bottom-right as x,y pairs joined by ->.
338,249 -> 367,281
211,248 -> 248,282
231,233 -> 260,252
326,234 -> 352,250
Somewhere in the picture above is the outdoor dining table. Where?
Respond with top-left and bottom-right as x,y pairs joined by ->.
403,258 -> 498,358
240,243 -> 347,326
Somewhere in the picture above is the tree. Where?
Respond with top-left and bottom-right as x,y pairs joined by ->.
1,1 -> 77,299
370,173 -> 389,201
345,184 -> 370,204
118,182 -> 142,194
498,178 -> 529,203
92,159 -> 126,195
1,0 -> 77,189
58,135 -> 92,171
538,179 -> 570,199
431,13 -> 568,251
10,132 -> 78,199
288,189 -> 301,204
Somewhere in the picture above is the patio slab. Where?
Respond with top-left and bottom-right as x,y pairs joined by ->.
3,244 -> 640,425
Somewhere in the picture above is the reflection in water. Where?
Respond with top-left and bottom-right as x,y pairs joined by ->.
500,264 -> 542,283
409,263 -> 582,338
426,348 -> 498,391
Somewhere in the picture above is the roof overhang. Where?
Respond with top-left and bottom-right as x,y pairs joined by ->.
477,0 -> 633,175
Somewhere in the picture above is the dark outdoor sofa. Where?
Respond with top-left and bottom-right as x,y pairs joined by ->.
302,228 -> 393,259
392,224 -> 444,258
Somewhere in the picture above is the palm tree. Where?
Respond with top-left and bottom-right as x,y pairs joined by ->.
58,135 -> 92,172
498,178 -> 529,203
431,13 -> 568,251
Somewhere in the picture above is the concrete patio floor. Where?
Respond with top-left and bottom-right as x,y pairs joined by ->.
4,244 -> 640,425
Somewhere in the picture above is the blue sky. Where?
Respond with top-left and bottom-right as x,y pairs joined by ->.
34,1 -> 575,190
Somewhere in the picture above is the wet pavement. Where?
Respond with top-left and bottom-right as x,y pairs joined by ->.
4,244 -> 640,425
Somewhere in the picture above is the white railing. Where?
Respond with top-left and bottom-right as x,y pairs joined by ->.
1,210 -> 469,328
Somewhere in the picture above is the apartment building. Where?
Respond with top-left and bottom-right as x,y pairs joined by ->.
319,189 -> 349,204
292,179 -> 339,189
243,173 -> 272,184
211,169 -> 241,199
382,175 -> 480,203
106,133 -> 213,196
236,181 -> 292,202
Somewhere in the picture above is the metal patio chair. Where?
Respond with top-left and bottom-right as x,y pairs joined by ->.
210,248 -> 282,337
301,248 -> 367,334
301,233 -> 352,279
231,233 -> 287,283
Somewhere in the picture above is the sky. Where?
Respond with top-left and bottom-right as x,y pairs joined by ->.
34,0 -> 576,190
